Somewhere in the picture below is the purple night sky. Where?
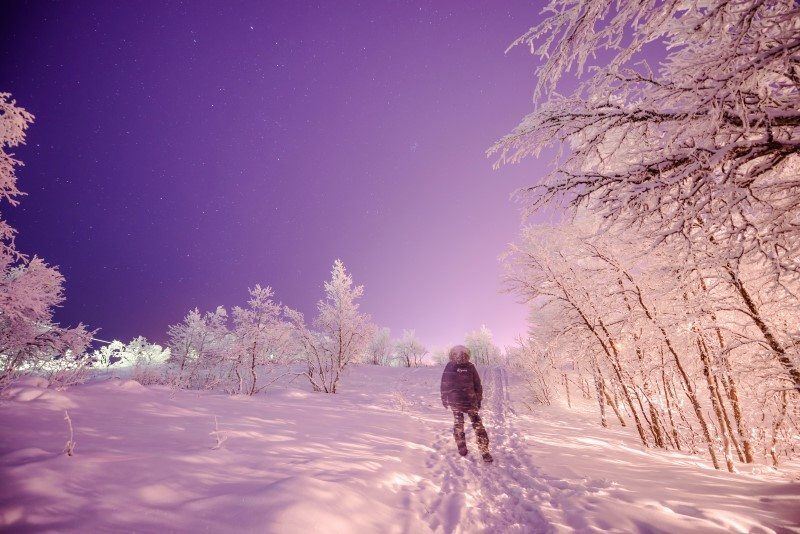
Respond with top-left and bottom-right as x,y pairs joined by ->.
1,1 -> 547,349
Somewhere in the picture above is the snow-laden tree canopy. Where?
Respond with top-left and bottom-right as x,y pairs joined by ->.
493,1 -> 800,470
490,0 -> 800,281
0,94 -> 91,388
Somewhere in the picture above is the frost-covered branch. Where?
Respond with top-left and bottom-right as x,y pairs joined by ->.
491,0 -> 800,284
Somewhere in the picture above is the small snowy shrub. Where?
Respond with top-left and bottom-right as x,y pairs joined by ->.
91,340 -> 126,368
89,337 -> 170,384
210,415 -> 227,450
167,289 -> 299,394
39,351 -> 93,389
505,338 -> 558,407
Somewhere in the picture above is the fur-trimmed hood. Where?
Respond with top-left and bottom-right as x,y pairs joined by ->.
448,345 -> 471,364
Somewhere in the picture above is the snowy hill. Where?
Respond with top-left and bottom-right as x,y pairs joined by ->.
1,365 -> 798,533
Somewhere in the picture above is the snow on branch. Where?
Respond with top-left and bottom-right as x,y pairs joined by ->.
491,0 -> 800,283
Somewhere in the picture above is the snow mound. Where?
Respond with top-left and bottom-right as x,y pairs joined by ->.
1,447 -> 50,466
12,376 -> 50,389
101,378 -> 147,392
117,379 -> 147,392
2,376 -> 52,402
36,389 -> 74,408
2,386 -> 74,409
4,387 -> 45,402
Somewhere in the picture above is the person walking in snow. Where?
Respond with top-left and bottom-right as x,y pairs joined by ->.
440,345 -> 493,463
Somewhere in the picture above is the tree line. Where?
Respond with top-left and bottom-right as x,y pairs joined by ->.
495,0 -> 799,470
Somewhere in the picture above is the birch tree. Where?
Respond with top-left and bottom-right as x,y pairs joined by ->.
395,329 -> 428,367
285,260 -> 371,393
489,0 -> 800,389
504,219 -> 799,469
366,326 -> 393,365
465,325 -> 501,366
231,285 -> 295,395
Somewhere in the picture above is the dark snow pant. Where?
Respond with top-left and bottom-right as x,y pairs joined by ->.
452,409 -> 489,454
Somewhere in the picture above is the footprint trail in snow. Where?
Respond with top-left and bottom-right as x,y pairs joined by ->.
419,367 -> 609,533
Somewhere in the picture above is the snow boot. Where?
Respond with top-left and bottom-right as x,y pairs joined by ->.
454,430 -> 468,456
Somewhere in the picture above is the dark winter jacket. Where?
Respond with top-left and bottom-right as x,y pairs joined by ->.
440,361 -> 483,412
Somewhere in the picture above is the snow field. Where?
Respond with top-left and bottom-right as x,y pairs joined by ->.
1,365 -> 798,533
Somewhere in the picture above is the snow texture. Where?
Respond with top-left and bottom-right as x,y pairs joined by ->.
1,365 -> 797,532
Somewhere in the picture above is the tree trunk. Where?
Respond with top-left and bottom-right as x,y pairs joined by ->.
713,374 -> 744,463
631,340 -> 665,446
696,270 -> 754,463
696,335 -> 734,472
647,398 -> 666,449
673,341 -> 720,469
607,356 -> 649,445
769,390 -> 788,467
603,386 -> 627,427
613,277 -> 664,446
597,322 -> 649,446
248,342 -> 259,396
661,363 -> 681,450
593,369 -> 608,428
613,271 -> 719,468
582,377 -> 592,399
725,266 -> 800,391
719,371 -> 754,463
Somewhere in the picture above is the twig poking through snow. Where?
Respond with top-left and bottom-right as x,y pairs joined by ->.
210,415 -> 227,450
63,410 -> 76,456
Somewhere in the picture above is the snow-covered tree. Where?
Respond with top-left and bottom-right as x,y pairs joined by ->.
285,260 -> 371,393
489,1 -> 799,469
504,219 -> 800,470
465,325 -> 501,366
490,0 -> 800,306
167,306 -> 231,389
0,92 -> 33,254
92,337 -> 170,368
230,285 -> 295,395
394,329 -> 427,367
92,339 -> 127,368
490,0 -> 800,360
89,337 -> 170,384
167,288 -> 299,394
365,326 -> 392,365
0,93 -> 91,388
431,347 -> 451,365
167,264 -> 377,394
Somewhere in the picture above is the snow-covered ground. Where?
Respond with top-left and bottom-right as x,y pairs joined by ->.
1,365 -> 798,533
